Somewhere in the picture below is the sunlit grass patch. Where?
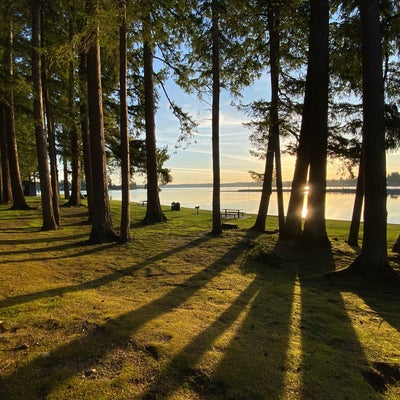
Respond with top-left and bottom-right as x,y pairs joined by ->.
0,199 -> 399,399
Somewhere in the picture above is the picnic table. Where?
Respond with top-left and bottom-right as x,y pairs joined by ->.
220,208 -> 244,219
139,200 -> 147,206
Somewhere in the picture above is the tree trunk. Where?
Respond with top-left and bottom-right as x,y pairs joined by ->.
79,52 -> 93,221
31,0 -> 58,231
41,10 -> 60,224
348,0 -> 397,281
302,0 -> 329,244
271,4 -> 285,233
211,0 -> 222,235
142,25 -> 166,224
42,67 -> 60,222
119,0 -> 131,243
282,89 -> 311,239
252,2 -> 282,233
86,0 -> 117,242
4,6 -> 28,210
63,156 -> 70,199
252,136 -> 274,232
64,53 -> 81,207
348,151 -> 364,247
0,105 -> 12,204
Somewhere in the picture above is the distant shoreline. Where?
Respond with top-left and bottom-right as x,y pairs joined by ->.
238,187 -> 400,195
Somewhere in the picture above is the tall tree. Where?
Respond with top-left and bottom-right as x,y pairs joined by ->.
79,51 -> 94,221
0,105 -> 12,203
142,15 -> 166,224
64,52 -> 82,207
3,0 -> 29,210
283,0 -> 329,242
302,0 -> 329,243
211,0 -> 222,235
86,0 -> 118,243
119,0 -> 131,242
346,0 -> 398,281
41,8 -> 60,225
31,0 -> 58,230
252,2 -> 282,233
347,147 -> 364,246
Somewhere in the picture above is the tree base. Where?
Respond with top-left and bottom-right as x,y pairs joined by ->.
142,212 -> 167,225
327,256 -> 400,292
10,203 -> 32,210
61,200 -> 82,208
89,229 -> 119,244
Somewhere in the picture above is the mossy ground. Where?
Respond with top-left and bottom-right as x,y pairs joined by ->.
0,198 -> 399,399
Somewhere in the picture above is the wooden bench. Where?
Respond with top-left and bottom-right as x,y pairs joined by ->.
220,208 -> 244,219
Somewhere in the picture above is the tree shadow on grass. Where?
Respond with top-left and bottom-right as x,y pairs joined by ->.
354,288 -> 400,332
140,232 -> 298,399
211,238 -> 379,399
0,239 -> 116,265
0,234 -> 252,399
0,235 -> 212,310
294,240 -> 380,399
0,232 -> 88,246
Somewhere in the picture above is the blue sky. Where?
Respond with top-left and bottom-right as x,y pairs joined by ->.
155,76 -> 297,185
148,75 -> 400,186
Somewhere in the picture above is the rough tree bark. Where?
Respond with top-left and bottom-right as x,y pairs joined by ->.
4,4 -> 29,210
79,52 -> 93,222
142,21 -> 166,224
32,0 -> 58,230
346,0 -> 398,282
252,2 -> 281,233
347,150 -> 364,247
86,0 -> 118,242
302,0 -> 329,244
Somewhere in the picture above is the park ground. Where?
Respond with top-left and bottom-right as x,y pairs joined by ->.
0,199 -> 399,399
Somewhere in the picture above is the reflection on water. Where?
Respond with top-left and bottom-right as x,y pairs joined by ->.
109,186 -> 400,224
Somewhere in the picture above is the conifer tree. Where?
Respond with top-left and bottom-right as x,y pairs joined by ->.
31,0 -> 58,230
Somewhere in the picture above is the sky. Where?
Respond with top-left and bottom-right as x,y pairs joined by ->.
153,76 -> 400,186
154,76 -> 294,185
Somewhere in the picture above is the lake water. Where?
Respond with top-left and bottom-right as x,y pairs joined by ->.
109,186 -> 400,224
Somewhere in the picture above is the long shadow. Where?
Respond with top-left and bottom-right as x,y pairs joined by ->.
209,236 -> 300,399
141,232 -> 298,399
353,288 -> 400,332
295,241 -> 379,399
140,279 -> 262,399
0,232 -> 88,246
0,241 -> 117,265
0,235 -> 250,399
0,235 -> 211,310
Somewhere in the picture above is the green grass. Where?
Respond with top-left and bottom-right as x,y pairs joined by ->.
0,198 -> 399,399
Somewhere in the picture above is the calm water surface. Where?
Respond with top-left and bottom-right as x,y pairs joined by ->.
109,186 -> 400,224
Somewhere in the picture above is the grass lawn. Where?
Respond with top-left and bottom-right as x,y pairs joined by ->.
0,198 -> 399,400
